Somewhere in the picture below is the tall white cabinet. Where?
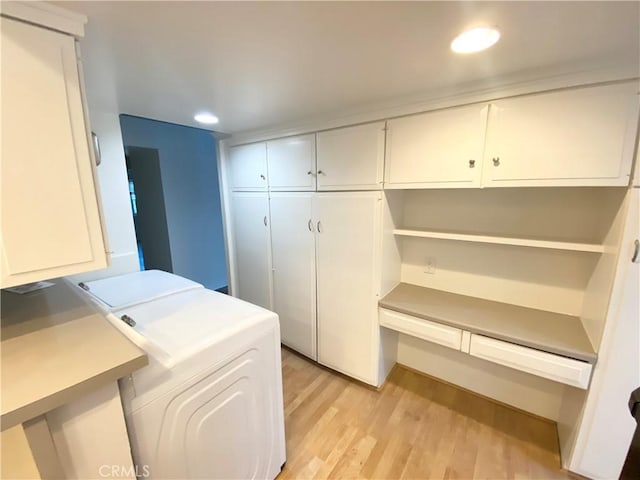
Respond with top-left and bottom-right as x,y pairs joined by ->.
315,193 -> 382,383
227,124 -> 386,385
230,193 -> 272,310
270,193 -> 316,359
269,192 -> 384,385
1,14 -> 108,288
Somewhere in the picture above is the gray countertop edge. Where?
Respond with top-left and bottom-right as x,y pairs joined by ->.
1,354 -> 148,431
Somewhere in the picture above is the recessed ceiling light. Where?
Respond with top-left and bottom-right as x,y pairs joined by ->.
194,112 -> 219,125
451,27 -> 500,54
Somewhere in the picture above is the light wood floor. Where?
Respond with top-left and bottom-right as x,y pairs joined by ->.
279,348 -> 573,480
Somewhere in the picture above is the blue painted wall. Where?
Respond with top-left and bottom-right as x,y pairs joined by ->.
119,115 -> 227,290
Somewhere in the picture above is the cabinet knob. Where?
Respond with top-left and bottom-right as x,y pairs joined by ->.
632,239 -> 639,263
317,221 -> 322,233
307,171 -> 313,175
492,157 -> 500,166
263,216 -> 268,226
317,170 -> 324,175
260,174 -> 266,180
308,219 -> 314,232
468,159 -> 476,168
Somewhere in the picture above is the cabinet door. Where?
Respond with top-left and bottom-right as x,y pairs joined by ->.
385,105 -> 488,188
1,18 -> 107,288
266,134 -> 316,191
270,194 -> 317,360
229,143 -> 268,191
483,83 -> 640,187
315,192 -> 381,385
231,193 -> 272,309
316,122 -> 385,191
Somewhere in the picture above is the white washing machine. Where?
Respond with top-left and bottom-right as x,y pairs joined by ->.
80,270 -> 286,480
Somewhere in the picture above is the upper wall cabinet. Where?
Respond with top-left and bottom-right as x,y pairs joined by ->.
316,122 -> 385,191
482,83 -> 640,187
266,134 -> 316,191
385,104 -> 489,189
1,16 -> 108,288
229,143 -> 268,191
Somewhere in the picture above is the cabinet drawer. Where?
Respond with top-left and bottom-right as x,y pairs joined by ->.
469,335 -> 592,389
379,308 -> 462,351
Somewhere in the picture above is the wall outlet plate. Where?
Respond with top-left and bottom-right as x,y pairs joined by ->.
424,257 -> 436,274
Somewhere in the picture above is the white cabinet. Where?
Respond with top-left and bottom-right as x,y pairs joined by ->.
316,122 -> 385,190
266,134 -> 316,191
269,193 -> 317,359
268,192 -> 382,383
230,193 -> 272,309
228,143 -> 268,191
570,188 -> 639,479
385,105 -> 488,188
315,192 -> 382,384
483,83 -> 639,187
1,16 -> 107,288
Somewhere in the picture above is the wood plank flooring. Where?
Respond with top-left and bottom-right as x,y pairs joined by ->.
279,348 -> 573,480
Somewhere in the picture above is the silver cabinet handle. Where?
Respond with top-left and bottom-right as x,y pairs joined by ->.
469,159 -> 475,168
263,216 -> 267,226
307,171 -> 313,175
492,157 -> 500,166
632,239 -> 639,263
120,314 -> 136,327
317,221 -> 322,233
92,132 -> 101,166
308,219 -> 314,232
260,174 -> 266,180
317,170 -> 324,175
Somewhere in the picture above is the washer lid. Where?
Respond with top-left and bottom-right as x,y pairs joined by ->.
112,288 -> 276,365
82,270 -> 203,310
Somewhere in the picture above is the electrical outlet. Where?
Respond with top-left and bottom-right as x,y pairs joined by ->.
424,257 -> 436,274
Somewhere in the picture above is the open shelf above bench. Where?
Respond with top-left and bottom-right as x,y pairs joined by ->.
379,283 -> 597,363
393,228 -> 604,253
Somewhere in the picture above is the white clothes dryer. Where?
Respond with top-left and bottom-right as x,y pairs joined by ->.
80,270 -> 286,480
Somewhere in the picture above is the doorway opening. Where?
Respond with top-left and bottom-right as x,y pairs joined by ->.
125,146 -> 173,273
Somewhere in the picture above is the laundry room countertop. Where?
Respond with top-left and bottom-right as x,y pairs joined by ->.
1,278 -> 148,431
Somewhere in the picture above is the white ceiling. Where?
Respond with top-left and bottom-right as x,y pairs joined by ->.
59,1 -> 640,135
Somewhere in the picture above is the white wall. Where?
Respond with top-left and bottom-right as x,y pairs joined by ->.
71,110 -> 139,282
396,334 -> 565,421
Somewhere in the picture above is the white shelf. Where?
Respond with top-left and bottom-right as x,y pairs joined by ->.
393,228 -> 604,253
